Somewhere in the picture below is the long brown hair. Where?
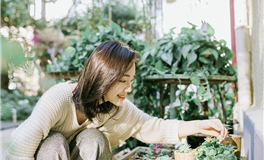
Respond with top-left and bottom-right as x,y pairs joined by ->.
72,41 -> 138,122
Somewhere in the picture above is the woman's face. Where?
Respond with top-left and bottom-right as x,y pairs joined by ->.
104,63 -> 135,106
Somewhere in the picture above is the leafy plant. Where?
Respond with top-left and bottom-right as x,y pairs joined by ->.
193,136 -> 237,160
46,22 -> 146,72
140,22 -> 235,77
130,144 -> 174,160
1,88 -> 40,121
176,143 -> 192,153
139,22 -> 236,124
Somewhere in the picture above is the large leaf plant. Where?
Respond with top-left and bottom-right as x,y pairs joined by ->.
139,22 -> 236,122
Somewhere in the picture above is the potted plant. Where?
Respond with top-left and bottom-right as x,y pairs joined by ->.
221,125 -> 242,159
174,143 -> 195,160
194,136 -> 237,160
117,144 -> 175,160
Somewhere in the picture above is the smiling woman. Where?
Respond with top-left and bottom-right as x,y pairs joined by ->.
3,41 -> 227,160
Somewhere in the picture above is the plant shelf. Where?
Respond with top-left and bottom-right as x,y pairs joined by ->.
46,71 -> 81,80
144,74 -> 237,122
145,74 -> 236,85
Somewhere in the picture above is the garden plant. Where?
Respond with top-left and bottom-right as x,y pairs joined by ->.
193,136 -> 237,160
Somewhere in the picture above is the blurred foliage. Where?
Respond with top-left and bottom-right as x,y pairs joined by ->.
1,0 -> 35,27
56,0 -> 142,36
1,88 -> 40,121
1,35 -> 27,75
46,22 -> 146,72
104,1 -> 141,33
1,0 -> 54,28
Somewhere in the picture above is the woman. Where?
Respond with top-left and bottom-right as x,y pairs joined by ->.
3,41 -> 227,160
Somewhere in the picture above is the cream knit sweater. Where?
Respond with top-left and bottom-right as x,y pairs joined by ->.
3,81 -> 181,160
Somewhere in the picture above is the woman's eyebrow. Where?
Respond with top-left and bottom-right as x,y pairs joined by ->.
123,74 -> 135,78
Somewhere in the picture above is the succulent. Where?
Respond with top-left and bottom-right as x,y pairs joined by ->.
176,143 -> 192,153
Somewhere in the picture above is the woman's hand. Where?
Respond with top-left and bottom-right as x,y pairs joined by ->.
197,119 -> 227,142
178,119 -> 228,142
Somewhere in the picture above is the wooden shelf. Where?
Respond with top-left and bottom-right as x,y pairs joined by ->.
144,74 -> 237,120
145,74 -> 237,85
46,71 -> 81,80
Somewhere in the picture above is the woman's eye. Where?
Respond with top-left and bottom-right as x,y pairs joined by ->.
119,80 -> 126,83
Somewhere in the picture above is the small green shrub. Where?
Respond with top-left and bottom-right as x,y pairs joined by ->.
1,88 -> 40,121
193,136 -> 237,160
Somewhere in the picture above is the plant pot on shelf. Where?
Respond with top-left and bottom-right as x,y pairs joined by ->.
222,134 -> 242,160
174,150 -> 195,160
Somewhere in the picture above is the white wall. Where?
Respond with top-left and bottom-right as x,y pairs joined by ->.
159,0 -> 231,48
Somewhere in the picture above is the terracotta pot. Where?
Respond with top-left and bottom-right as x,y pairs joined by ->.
222,134 -> 241,160
174,150 -> 195,160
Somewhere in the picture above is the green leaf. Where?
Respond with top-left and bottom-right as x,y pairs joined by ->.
62,46 -> 76,59
78,51 -> 88,59
85,44 -> 95,51
174,47 -> 182,60
219,39 -> 227,46
215,59 -> 225,68
128,20 -> 136,24
88,35 -> 98,43
164,42 -> 174,52
187,52 -> 197,68
150,48 -> 156,57
197,86 -> 207,96
205,23 -> 215,36
155,60 -> 165,72
68,38 -> 77,44
190,73 -> 200,85
211,49 -> 219,60
172,98 -> 181,107
111,21 -> 122,34
72,59 -> 78,65
187,21 -> 197,28
200,48 -> 218,60
171,61 -> 179,73
199,57 -> 211,64
1,36 -> 27,68
161,52 -> 173,66
182,44 -> 192,59
140,52 -> 150,63
80,29 -> 91,39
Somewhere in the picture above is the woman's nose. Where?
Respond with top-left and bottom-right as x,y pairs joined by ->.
124,82 -> 132,93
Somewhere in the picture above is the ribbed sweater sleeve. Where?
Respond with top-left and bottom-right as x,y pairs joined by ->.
3,83 -> 70,160
101,99 -> 182,146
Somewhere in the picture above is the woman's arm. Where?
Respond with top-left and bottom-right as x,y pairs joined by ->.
178,119 -> 227,142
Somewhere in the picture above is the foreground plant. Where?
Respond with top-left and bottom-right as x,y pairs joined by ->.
194,136 -> 237,160
176,143 -> 192,153
129,144 -> 174,160
174,143 -> 195,160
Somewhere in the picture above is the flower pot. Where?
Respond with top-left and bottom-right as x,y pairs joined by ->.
222,134 -> 241,160
174,150 -> 195,160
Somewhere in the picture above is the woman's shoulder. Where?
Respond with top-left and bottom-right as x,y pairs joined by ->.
121,99 -> 140,113
41,81 -> 74,102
